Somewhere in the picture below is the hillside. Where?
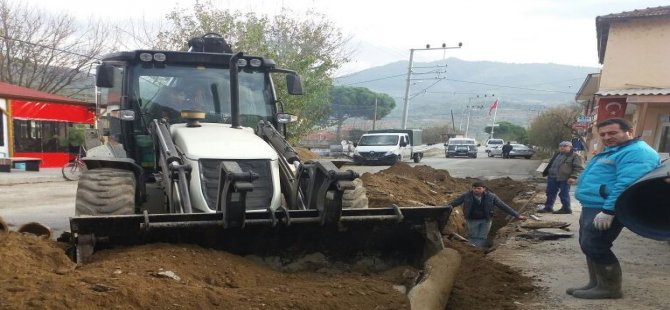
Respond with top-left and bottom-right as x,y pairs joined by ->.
335,58 -> 598,140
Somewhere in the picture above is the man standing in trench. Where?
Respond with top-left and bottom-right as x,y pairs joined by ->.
570,118 -> 660,299
447,181 -> 526,248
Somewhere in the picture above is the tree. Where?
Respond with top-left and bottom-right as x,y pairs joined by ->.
484,121 -> 528,143
0,0 -> 114,100
153,1 -> 350,141
329,86 -> 395,140
422,125 -> 459,144
346,128 -> 366,143
527,104 -> 582,150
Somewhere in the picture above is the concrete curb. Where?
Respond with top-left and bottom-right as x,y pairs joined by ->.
0,168 -> 67,186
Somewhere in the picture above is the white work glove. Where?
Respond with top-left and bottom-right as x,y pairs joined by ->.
593,212 -> 615,231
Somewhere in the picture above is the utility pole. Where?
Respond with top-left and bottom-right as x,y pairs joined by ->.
464,104 -> 484,137
372,97 -> 378,130
460,95 -> 476,131
401,42 -> 462,129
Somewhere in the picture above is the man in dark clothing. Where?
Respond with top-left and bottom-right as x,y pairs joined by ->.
447,181 -> 527,248
539,141 -> 584,214
501,142 -> 513,159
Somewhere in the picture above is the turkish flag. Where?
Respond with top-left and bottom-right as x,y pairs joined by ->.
488,99 -> 498,115
596,97 -> 627,121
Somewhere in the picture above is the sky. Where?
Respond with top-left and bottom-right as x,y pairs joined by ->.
20,0 -> 670,75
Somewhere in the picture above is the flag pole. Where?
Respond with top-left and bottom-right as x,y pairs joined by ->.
490,98 -> 499,139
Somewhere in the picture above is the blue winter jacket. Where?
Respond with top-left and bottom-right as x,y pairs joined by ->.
575,139 -> 660,213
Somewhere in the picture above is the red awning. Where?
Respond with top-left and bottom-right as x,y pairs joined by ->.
11,100 -> 94,124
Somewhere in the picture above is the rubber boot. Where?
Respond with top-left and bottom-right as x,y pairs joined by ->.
566,259 -> 596,295
572,262 -> 623,299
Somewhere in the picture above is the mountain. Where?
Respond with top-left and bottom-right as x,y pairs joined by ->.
335,57 -> 598,139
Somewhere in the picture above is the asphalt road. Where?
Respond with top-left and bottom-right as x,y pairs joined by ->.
0,181 -> 76,237
343,147 -> 543,180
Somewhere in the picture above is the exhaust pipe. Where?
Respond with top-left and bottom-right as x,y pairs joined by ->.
17,222 -> 52,239
615,160 -> 670,241
0,216 -> 8,233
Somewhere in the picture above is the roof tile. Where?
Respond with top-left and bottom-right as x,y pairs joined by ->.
0,81 -> 89,105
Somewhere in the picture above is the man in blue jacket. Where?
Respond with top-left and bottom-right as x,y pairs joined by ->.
447,181 -> 526,248
570,118 -> 660,299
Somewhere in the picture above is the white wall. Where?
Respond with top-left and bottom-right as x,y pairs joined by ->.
0,98 -> 8,157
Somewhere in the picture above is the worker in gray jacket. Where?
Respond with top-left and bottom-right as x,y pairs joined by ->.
539,141 -> 584,214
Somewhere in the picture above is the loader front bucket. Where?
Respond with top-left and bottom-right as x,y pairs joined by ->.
69,205 -> 452,266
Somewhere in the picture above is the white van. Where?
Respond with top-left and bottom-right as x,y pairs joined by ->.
485,138 -> 505,153
353,133 -> 411,165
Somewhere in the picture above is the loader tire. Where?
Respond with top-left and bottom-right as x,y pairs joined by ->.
75,168 -> 136,216
342,178 -> 369,209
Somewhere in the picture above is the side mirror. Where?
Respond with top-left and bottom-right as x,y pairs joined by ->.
400,142 -> 408,147
96,64 -> 115,88
286,73 -> 304,95
276,113 -> 298,124
109,109 -> 135,121
353,142 -> 358,147
444,143 -> 448,146
477,143 -> 481,147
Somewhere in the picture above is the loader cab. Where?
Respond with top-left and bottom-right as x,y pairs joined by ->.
96,50 -> 302,171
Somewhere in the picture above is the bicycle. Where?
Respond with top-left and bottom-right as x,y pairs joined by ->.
62,146 -> 87,181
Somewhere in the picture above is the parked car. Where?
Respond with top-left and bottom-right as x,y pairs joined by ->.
489,143 -> 535,159
445,138 -> 478,158
485,138 -> 504,153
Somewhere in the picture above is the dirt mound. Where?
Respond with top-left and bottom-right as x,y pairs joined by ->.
361,162 -> 534,238
0,231 -> 409,309
295,147 -> 320,160
361,163 -> 468,208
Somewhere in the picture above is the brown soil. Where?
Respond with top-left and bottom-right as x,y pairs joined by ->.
0,232 -> 409,309
295,147 -> 320,161
445,240 -> 535,310
0,162 -> 537,310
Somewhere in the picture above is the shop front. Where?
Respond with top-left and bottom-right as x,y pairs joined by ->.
0,82 -> 94,168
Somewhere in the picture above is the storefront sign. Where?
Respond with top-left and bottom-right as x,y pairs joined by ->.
576,115 -> 592,123
572,122 -> 589,129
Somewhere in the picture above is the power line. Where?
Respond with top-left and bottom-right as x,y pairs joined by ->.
337,71 -> 577,94
0,35 -> 101,60
409,78 -> 444,99
439,78 -> 575,94
338,73 -> 406,86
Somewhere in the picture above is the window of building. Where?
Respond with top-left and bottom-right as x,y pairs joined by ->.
0,113 -> 4,147
13,120 -> 90,153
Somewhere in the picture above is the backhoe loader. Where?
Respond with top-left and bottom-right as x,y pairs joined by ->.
69,34 -> 452,272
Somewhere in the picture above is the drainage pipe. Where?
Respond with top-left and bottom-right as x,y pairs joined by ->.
17,222 -> 52,239
615,160 -> 670,240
